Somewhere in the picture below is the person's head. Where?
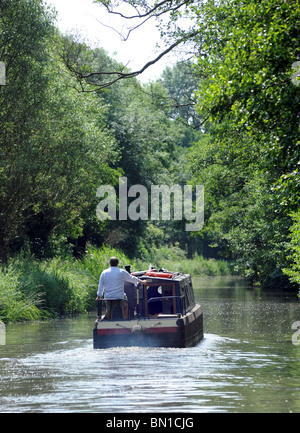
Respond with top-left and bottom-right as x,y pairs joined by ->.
109,256 -> 119,267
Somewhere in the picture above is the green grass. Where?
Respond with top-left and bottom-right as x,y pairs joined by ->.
0,245 -> 134,323
0,244 -> 233,323
0,264 -> 46,322
134,245 -> 232,276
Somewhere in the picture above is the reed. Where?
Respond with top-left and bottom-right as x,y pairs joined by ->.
0,264 -> 46,322
0,246 -> 133,322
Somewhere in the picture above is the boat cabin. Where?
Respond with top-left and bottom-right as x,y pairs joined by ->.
107,272 -> 196,320
94,270 -> 203,348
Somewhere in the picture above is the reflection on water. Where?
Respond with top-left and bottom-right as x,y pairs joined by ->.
0,276 -> 299,413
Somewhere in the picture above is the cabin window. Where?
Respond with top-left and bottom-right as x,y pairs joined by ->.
161,285 -> 176,314
147,285 -> 162,315
182,280 -> 195,312
146,283 -> 177,316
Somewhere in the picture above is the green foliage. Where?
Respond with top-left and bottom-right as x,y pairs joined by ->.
135,245 -> 232,276
185,0 -> 300,287
81,245 -> 132,281
73,46 -> 202,255
283,211 -> 300,293
0,245 -> 132,322
2,0 -> 299,295
26,40 -> 120,248
0,265 -> 47,322
0,2 -> 120,260
0,1 -> 205,264
0,243 -> 233,323
193,0 -> 300,188
0,0 -> 55,261
160,61 -> 203,131
2,256 -> 78,317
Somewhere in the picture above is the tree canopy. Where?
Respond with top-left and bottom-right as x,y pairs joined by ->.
186,0 -> 300,285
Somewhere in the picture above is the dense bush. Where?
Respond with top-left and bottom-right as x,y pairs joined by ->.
283,211 -> 300,294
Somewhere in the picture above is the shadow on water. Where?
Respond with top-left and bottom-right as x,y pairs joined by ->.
0,276 -> 299,413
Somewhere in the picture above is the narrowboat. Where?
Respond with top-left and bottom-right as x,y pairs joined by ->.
93,268 -> 203,348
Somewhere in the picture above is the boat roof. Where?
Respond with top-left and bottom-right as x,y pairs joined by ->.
135,271 -> 192,285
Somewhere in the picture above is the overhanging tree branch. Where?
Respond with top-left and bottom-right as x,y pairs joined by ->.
98,0 -> 193,20
93,0 -> 195,42
63,29 -> 201,90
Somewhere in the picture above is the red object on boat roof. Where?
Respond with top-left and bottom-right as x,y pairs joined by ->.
145,271 -> 173,278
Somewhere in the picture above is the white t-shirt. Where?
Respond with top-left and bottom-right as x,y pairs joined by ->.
97,266 -> 141,300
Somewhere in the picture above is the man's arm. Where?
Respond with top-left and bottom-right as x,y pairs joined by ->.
123,271 -> 147,287
96,272 -> 105,299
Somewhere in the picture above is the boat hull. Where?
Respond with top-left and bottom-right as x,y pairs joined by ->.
93,304 -> 203,349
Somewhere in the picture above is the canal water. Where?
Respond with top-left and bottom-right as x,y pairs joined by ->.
0,276 -> 299,413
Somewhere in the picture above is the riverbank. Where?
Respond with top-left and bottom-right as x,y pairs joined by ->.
0,245 -> 234,323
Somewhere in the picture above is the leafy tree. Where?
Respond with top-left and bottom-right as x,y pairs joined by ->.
186,0 -> 300,285
283,211 -> 300,291
160,61 -> 201,128
25,39 -> 120,257
0,0 -> 55,261
63,40 -> 195,255
0,2 -> 120,260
